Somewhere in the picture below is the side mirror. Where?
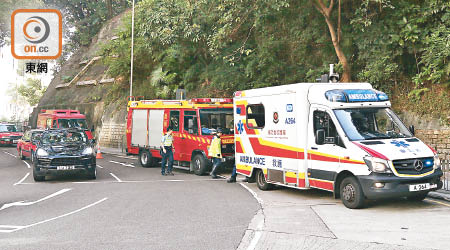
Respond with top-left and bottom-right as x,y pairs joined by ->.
409,125 -> 415,136
315,129 -> 325,145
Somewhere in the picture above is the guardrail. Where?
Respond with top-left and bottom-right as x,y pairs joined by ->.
442,152 -> 449,191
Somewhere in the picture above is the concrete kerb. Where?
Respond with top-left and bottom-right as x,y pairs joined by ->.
428,189 -> 450,202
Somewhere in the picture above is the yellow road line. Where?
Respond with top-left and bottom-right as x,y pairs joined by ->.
425,198 -> 450,207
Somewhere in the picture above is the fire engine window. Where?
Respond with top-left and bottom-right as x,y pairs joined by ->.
52,119 -> 57,128
46,119 -> 52,128
313,111 -> 344,147
169,110 -> 180,131
246,104 -> 265,129
184,111 -> 198,135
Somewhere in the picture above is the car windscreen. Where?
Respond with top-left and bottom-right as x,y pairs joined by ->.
334,108 -> 412,141
41,131 -> 88,144
58,119 -> 88,129
0,125 -> 17,132
199,108 -> 234,135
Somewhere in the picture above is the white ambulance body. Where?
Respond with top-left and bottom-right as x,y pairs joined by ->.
234,83 -> 443,208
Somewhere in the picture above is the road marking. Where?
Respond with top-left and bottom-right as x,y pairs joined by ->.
19,178 -> 225,185
4,151 -> 17,158
110,154 -> 137,160
425,198 -> 450,207
0,198 -> 108,233
239,183 -> 265,250
22,160 -> 31,169
109,160 -> 135,168
96,164 -> 103,169
109,173 -> 122,182
0,188 -> 71,211
13,173 -> 30,186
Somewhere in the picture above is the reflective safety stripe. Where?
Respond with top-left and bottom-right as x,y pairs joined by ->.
162,134 -> 173,146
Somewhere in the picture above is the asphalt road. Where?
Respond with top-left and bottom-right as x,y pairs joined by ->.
0,147 -> 259,250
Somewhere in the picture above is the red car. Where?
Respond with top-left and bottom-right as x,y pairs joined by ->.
17,129 -> 43,161
0,124 -> 23,146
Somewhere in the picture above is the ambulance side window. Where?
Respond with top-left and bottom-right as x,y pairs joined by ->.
313,111 -> 345,148
246,104 -> 265,129
169,110 -> 180,131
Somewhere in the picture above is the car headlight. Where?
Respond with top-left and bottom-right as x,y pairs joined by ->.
82,147 -> 94,155
364,156 -> 392,173
433,154 -> 441,170
36,148 -> 48,157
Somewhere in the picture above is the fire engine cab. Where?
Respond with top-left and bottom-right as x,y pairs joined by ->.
36,109 -> 93,139
234,82 -> 443,208
127,98 -> 235,175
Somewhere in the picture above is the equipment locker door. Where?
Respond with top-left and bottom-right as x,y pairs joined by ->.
306,106 -> 346,191
131,109 -> 148,147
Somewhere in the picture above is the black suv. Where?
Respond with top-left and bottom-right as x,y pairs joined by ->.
33,129 -> 97,181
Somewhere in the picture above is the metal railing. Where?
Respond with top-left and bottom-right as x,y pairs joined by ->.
441,152 -> 449,191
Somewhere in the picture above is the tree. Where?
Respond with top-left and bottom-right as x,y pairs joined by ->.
17,78 -> 47,106
311,0 -> 351,82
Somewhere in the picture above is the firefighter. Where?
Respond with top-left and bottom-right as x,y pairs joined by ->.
209,128 -> 223,179
161,127 -> 175,176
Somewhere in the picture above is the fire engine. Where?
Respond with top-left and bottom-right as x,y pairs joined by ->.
127,98 -> 235,175
234,82 -> 443,209
36,109 -> 94,139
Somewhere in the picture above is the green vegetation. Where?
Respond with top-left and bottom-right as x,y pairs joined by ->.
101,0 -> 449,111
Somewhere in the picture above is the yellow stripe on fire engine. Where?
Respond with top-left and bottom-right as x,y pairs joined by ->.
201,138 -> 206,143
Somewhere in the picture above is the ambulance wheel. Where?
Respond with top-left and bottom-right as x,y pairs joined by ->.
406,193 -> 428,201
340,176 -> 365,209
192,154 -> 208,175
256,169 -> 273,191
139,150 -> 152,168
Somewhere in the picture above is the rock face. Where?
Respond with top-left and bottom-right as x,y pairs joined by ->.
31,11 -> 130,151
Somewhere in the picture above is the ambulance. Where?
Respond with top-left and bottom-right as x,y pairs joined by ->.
234,82 -> 443,208
36,109 -> 94,139
126,98 -> 235,175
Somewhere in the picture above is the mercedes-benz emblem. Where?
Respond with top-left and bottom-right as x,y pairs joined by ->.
414,160 -> 424,171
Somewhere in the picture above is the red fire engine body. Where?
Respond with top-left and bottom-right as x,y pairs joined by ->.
126,98 -> 235,175
36,109 -> 93,139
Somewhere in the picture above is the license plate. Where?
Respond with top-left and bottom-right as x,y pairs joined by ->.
409,183 -> 435,192
57,166 -> 75,170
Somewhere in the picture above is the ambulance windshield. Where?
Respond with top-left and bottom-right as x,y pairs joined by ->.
334,108 -> 412,141
199,108 -> 234,135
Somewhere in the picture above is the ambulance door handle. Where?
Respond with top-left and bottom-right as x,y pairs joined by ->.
311,147 -> 318,150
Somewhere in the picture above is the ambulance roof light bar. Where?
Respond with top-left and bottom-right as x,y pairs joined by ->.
325,89 -> 389,103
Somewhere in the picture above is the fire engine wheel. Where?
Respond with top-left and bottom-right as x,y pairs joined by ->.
256,169 -> 273,191
340,176 -> 365,209
20,149 -> 26,160
139,150 -> 153,168
192,154 -> 208,175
